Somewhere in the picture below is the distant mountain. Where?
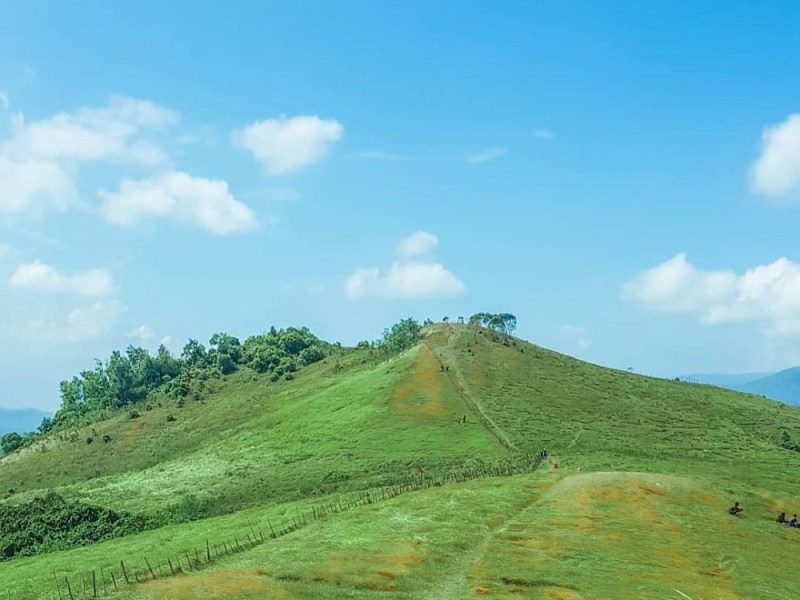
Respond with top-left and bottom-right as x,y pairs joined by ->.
736,368 -> 800,406
0,408 -> 50,435
680,372 -> 771,387
681,369 -> 800,406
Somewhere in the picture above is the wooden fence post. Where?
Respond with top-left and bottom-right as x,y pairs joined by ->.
144,558 -> 155,580
119,562 -> 129,585
64,577 -> 74,600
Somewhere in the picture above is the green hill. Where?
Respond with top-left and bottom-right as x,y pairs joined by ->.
2,323 -> 800,599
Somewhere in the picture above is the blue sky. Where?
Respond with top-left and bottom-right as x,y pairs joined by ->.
1,1 -> 800,410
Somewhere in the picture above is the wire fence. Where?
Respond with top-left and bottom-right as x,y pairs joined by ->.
7,453 -> 545,600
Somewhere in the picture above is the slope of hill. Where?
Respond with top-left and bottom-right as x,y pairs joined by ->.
0,407 -> 49,435
681,372 -> 771,387
2,323 -> 800,598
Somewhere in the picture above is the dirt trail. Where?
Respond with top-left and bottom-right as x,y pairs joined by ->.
433,327 -> 518,452
426,478 -> 553,600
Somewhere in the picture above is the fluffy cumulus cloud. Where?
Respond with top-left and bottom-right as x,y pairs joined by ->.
467,146 -> 507,164
0,96 -> 178,218
750,114 -> 800,199
345,231 -> 465,300
10,260 -> 114,296
622,253 -> 800,337
233,115 -> 343,175
398,230 -> 438,259
100,171 -> 258,235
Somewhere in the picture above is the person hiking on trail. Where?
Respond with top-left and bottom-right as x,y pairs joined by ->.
728,501 -> 743,516
777,511 -> 787,524
790,514 -> 798,528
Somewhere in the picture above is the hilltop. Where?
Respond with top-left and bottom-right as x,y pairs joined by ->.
2,322 -> 800,598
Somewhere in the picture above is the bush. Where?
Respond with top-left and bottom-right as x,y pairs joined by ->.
0,433 -> 23,456
0,493 -> 147,560
379,318 -> 422,353
299,346 -> 324,366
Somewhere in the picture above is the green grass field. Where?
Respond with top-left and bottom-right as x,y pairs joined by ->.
3,324 -> 800,598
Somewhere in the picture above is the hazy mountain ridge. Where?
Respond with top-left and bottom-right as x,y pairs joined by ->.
682,368 -> 800,405
0,408 -> 50,435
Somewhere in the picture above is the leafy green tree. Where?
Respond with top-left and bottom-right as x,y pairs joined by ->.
380,318 -> 422,353
299,346 -> 324,365
0,432 -> 23,455
154,345 -> 181,380
209,333 -> 242,363
181,339 -> 208,368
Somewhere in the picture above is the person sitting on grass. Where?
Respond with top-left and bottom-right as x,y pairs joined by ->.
777,512 -> 787,524
789,514 -> 798,528
728,501 -> 743,516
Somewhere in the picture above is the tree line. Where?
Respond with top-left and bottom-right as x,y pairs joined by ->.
1,314 -> 516,456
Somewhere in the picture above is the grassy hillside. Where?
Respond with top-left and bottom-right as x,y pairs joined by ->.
2,323 -> 800,598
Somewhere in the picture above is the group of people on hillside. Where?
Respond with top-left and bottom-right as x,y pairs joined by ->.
728,501 -> 800,528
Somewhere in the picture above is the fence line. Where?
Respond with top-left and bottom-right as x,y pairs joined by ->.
8,454 -> 544,600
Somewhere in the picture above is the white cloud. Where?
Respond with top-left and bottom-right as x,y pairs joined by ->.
100,171 -> 258,235
0,156 -> 76,217
0,91 -> 8,110
159,335 -> 174,348
345,231 -> 465,300
622,253 -> 800,337
24,301 -> 123,345
467,146 -> 507,164
233,115 -> 343,175
398,230 -> 438,259
10,260 -> 114,296
128,325 -> 154,341
533,129 -> 555,140
4,96 -> 177,164
0,96 -> 179,218
750,114 -> 800,198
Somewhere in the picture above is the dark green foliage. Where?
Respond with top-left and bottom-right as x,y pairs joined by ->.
469,312 -> 517,334
378,318 -> 422,353
0,433 -> 23,455
0,493 -> 147,560
242,326 -> 325,375
779,430 -> 800,452
49,326 -> 328,432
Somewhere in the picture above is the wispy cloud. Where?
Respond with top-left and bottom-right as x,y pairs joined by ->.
10,260 -> 114,297
466,146 -> 507,164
